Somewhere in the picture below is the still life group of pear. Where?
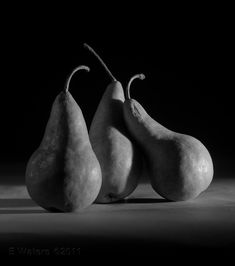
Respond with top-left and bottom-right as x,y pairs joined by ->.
25,44 -> 214,212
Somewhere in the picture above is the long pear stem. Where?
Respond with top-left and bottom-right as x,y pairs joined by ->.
64,65 -> 90,92
83,43 -> 117,82
126,74 -> 145,99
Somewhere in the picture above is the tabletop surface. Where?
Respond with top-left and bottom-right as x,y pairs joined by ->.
0,177 -> 235,256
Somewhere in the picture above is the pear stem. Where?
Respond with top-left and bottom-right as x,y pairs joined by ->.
83,43 -> 117,82
126,74 -> 145,99
64,65 -> 90,92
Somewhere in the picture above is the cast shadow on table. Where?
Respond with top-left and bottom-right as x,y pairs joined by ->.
109,198 -> 171,204
0,197 -> 171,207
0,197 -> 171,214
0,209 -> 46,214
0,199 -> 46,214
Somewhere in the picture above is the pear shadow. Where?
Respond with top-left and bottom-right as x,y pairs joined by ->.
125,198 -> 171,203
0,199 -> 36,208
0,199 -> 47,214
101,198 -> 171,204
0,209 -> 46,214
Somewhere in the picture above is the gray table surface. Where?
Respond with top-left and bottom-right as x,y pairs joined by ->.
0,177 -> 235,256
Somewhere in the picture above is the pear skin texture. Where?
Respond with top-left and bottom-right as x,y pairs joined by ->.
25,91 -> 102,212
123,99 -> 214,201
89,81 -> 142,203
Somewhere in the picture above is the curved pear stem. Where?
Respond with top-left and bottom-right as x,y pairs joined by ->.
126,74 -> 145,99
83,43 -> 117,82
64,65 -> 90,92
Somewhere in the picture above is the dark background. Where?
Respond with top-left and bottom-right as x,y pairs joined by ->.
0,7 -> 234,179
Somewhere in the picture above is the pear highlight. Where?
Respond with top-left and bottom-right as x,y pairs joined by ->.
123,74 -> 214,201
25,65 -> 102,212
84,44 -> 142,203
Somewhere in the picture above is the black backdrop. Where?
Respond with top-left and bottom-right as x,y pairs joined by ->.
0,9 -> 234,178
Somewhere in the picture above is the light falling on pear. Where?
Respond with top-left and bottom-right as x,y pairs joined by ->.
123,74 -> 213,201
25,65 -> 102,212
84,43 -> 143,203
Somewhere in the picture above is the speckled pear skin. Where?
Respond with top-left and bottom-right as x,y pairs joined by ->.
123,97 -> 214,201
25,91 -> 102,212
89,81 -> 143,203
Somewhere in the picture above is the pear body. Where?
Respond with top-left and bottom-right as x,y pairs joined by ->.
90,81 -> 142,203
25,91 -> 102,212
123,99 -> 213,201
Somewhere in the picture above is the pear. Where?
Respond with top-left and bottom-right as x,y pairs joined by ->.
25,65 -> 102,212
123,74 -> 214,201
84,44 -> 142,203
